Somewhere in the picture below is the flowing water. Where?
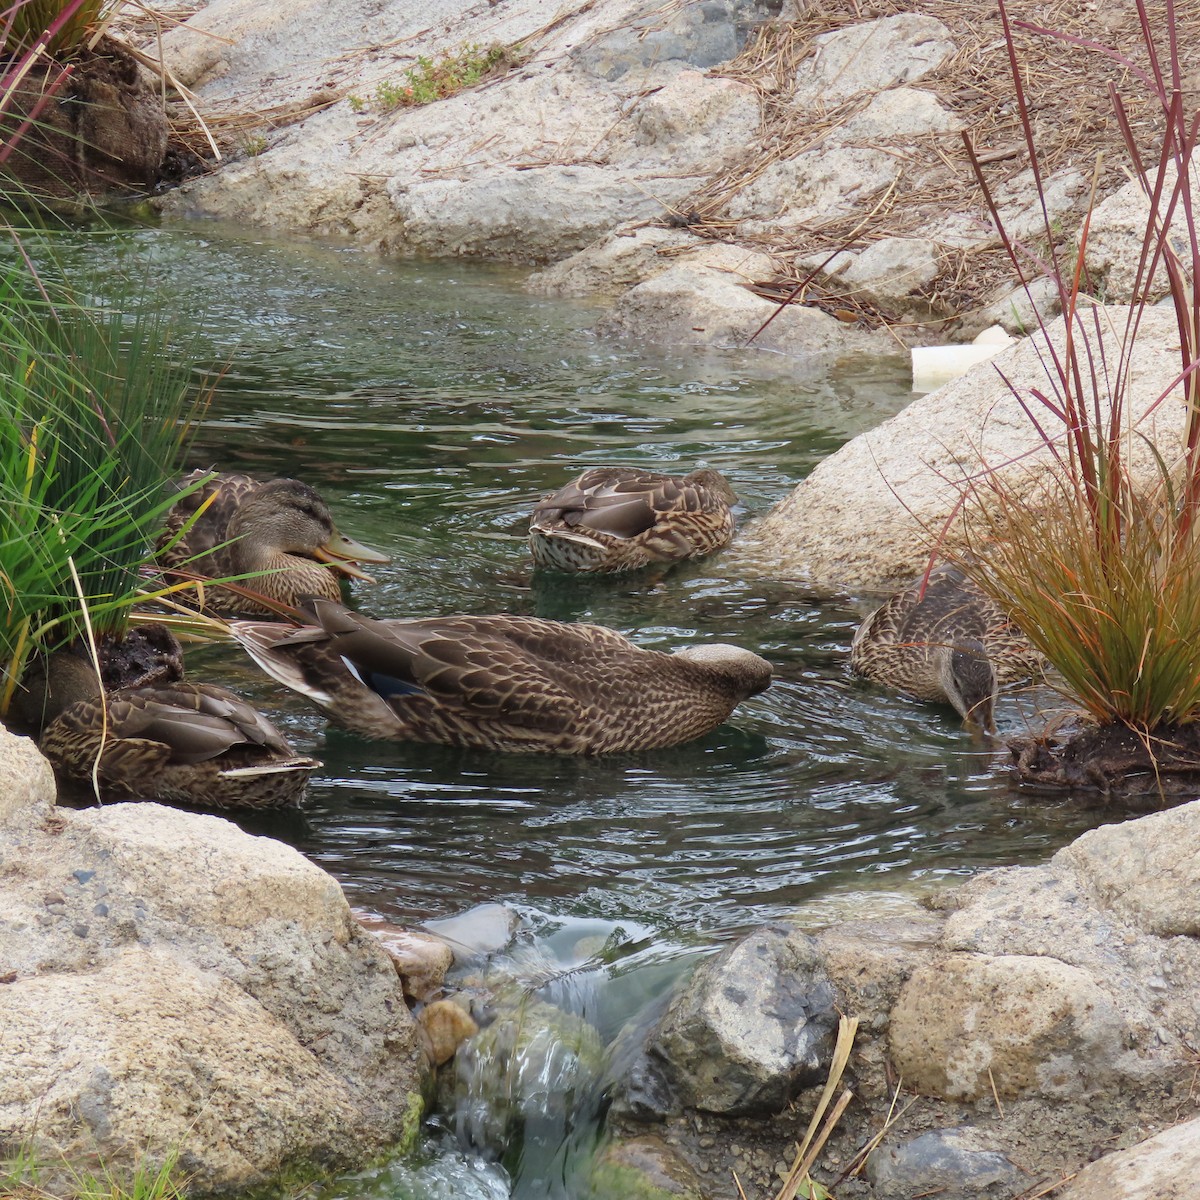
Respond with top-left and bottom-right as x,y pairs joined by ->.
61,221 -> 1109,1196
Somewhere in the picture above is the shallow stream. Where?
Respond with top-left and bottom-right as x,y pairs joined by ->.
72,222 -> 1108,1197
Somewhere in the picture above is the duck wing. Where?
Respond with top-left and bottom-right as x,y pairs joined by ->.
310,604 -> 597,734
158,471 -> 258,565
531,468 -> 677,540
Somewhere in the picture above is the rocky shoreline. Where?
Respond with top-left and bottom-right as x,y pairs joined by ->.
7,703 -> 1200,1198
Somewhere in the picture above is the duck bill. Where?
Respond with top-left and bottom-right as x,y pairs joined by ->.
314,530 -> 390,581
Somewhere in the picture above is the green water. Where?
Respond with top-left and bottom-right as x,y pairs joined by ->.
59,221 -> 1108,1196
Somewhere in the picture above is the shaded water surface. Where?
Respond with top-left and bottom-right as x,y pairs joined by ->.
76,222 -> 1108,1196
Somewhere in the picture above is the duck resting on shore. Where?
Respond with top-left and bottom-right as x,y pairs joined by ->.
156,470 -> 389,615
29,647 -> 320,810
528,466 -> 737,573
850,563 -> 1043,732
229,597 -> 772,755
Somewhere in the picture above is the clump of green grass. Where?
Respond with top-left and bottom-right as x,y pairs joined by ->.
0,235 -> 210,715
5,0 -> 118,57
366,43 -> 511,113
959,1 -> 1200,748
1,1143 -> 187,1199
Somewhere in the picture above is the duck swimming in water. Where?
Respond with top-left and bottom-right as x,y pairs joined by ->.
850,563 -> 1043,731
230,598 -> 772,755
528,466 -> 737,573
157,471 -> 389,615
31,648 -> 320,810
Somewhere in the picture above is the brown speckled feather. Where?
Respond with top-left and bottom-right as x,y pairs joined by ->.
231,599 -> 772,755
40,680 -> 319,809
529,467 -> 737,573
156,471 -> 387,615
851,564 -> 1044,703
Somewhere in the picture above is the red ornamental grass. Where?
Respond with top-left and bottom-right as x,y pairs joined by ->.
958,0 -> 1200,730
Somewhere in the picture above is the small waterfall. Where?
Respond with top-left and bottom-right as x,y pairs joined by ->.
436,914 -> 699,1199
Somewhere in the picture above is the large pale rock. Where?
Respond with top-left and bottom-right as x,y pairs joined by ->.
624,70 -> 761,172
527,226 -> 716,297
1058,1114 -> 1200,1200
830,87 -> 962,143
836,236 -> 943,315
0,802 -> 424,1191
724,145 -> 900,230
793,15 -> 955,107
572,0 -> 741,81
889,952 -> 1132,1100
0,724 -> 55,826
616,926 -> 840,1118
599,259 -> 892,358
1085,163 -> 1199,303
815,911 -> 944,1035
386,165 -> 691,264
733,305 -> 1187,588
0,949 -> 374,1193
155,0 -> 763,274
1058,800 -> 1200,937
924,167 -> 1090,252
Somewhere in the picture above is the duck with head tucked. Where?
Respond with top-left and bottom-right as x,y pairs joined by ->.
529,466 -> 737,573
850,563 -> 1044,732
156,470 -> 389,615
230,597 -> 772,755
27,645 -> 320,810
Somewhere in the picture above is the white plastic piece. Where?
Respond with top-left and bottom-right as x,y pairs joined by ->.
911,327 -> 1016,393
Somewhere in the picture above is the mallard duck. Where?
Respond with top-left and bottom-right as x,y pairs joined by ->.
850,563 -> 1043,731
229,598 -> 772,755
528,467 -> 737,573
156,470 -> 390,615
32,650 -> 320,810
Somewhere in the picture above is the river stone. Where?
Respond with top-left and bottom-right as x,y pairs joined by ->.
590,1134 -> 704,1199
970,275 -> 1063,338
866,1127 -> 1022,1198
0,801 -> 425,1190
386,166 -> 690,264
1056,800 -> 1200,937
355,915 -> 454,1002
889,952 -> 1131,1101
731,304 -> 1185,589
599,259 -> 890,358
419,998 -> 480,1065
815,911 -> 944,1035
836,236 -> 943,315
450,996 -> 605,1153
1056,1113 -> 1200,1200
0,947 -> 372,1194
622,925 -> 840,1117
424,902 -> 521,961
573,1 -> 740,81
1085,163 -> 1198,304
724,145 -> 900,229
0,724 -> 55,826
527,227 -> 716,297
793,15 -> 955,107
